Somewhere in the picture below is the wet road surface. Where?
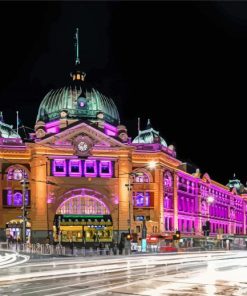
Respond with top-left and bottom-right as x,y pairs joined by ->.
0,251 -> 247,295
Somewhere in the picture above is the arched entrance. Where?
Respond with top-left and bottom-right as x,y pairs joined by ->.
53,194 -> 113,245
6,219 -> 31,243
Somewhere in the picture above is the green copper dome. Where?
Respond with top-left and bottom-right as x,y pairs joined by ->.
36,84 -> 120,125
132,119 -> 167,147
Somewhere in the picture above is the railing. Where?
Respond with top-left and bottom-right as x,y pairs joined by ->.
1,240 -> 244,257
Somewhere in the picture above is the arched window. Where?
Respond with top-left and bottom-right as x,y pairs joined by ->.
164,195 -> 169,208
7,166 -> 28,181
134,172 -> 149,183
164,171 -> 173,188
57,196 -> 109,215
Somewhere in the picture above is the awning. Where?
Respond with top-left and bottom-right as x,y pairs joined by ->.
54,214 -> 113,226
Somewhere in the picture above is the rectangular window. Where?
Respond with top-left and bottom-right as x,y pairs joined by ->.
2,189 -> 30,207
135,216 -> 145,221
84,160 -> 97,177
133,192 -> 152,207
99,161 -> 112,177
69,160 -> 81,176
53,159 -> 66,176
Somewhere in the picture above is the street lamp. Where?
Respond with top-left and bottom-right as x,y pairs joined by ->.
147,161 -> 157,170
20,178 -> 29,244
204,195 -> 214,243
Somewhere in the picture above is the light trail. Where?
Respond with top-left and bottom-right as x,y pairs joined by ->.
1,251 -> 247,295
0,250 -> 29,269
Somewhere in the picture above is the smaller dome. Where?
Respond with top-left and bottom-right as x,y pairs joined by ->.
0,120 -> 20,139
132,119 -> 167,147
226,174 -> 245,194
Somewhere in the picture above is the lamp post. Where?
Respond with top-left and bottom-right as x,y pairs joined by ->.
125,173 -> 134,254
205,195 -> 214,245
20,178 -> 29,244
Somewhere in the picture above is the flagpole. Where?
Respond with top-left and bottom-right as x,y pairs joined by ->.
16,111 -> 19,135
138,117 -> 140,143
75,28 -> 80,65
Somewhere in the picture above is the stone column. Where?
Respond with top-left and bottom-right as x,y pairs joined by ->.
0,161 -> 5,241
173,172 -> 178,231
195,181 -> 202,235
30,155 -> 48,243
154,167 -> 164,233
118,156 -> 132,238
243,201 -> 246,235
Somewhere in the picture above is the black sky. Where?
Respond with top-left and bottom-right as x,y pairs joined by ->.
0,2 -> 246,185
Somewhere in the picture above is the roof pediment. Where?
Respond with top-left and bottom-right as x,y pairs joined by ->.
37,121 -> 128,149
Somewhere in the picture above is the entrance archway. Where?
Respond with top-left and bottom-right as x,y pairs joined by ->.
56,195 -> 110,215
54,192 -> 113,245
6,219 -> 31,243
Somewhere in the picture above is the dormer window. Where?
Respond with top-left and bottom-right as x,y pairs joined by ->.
69,160 -> 81,176
84,160 -> 97,177
99,161 -> 112,177
53,159 -> 67,176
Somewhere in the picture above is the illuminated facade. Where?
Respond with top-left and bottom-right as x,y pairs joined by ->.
1,39 -> 247,244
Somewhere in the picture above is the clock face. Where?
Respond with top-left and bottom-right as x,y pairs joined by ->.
77,141 -> 88,152
60,111 -> 68,118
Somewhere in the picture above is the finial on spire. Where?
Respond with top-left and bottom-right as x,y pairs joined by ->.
74,27 -> 80,66
0,111 -> 3,122
70,28 -> 86,82
147,118 -> 151,128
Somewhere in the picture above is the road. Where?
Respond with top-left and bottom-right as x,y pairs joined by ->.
0,251 -> 247,295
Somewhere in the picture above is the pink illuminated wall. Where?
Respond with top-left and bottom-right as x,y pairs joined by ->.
51,158 -> 113,178
104,123 -> 118,137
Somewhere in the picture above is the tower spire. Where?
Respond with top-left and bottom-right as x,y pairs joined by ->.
70,28 -> 86,82
0,111 -> 3,122
147,118 -> 151,129
74,27 -> 80,66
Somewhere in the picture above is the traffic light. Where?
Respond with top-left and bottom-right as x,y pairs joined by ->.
126,234 -> 131,240
175,230 -> 181,240
173,231 -> 181,241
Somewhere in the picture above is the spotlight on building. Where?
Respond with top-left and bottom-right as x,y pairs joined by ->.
148,161 -> 157,170
206,196 -> 214,204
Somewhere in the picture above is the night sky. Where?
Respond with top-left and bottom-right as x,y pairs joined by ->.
0,2 -> 247,185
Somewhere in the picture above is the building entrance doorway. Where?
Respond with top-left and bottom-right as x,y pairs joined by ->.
53,195 -> 113,245
6,219 -> 31,243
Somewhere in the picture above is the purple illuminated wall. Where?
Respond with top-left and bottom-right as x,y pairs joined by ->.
104,123 -> 118,137
45,120 -> 60,134
51,158 -> 114,178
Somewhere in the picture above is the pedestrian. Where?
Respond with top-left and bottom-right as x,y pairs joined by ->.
119,240 -> 124,255
99,242 -> 103,255
105,243 -> 109,255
